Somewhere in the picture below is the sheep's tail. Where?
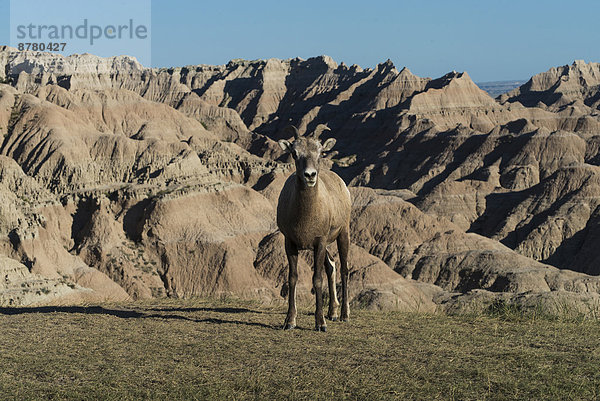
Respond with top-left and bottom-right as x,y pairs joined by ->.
310,249 -> 336,295
325,249 -> 336,272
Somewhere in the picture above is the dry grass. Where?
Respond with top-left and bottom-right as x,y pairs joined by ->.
0,298 -> 599,400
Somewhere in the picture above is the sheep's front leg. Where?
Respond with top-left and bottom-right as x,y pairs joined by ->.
313,239 -> 327,332
283,238 -> 298,330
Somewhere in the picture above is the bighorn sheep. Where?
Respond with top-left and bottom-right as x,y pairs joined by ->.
277,124 -> 352,332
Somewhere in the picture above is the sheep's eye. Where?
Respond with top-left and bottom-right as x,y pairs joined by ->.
291,149 -> 298,159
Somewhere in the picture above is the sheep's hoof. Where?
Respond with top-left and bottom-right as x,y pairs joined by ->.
315,325 -> 327,332
327,315 -> 339,322
283,323 -> 296,330
340,317 -> 349,323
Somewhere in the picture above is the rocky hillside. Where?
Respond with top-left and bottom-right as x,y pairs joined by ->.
2,46 -> 600,314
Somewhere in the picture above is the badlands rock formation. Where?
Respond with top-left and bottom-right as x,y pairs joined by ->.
2,45 -> 600,315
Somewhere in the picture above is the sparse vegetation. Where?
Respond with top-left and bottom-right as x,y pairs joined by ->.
0,298 -> 599,400
17,195 -> 31,204
9,108 -> 20,124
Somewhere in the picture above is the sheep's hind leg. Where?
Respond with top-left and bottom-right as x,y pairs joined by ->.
324,248 -> 340,321
313,239 -> 327,332
337,227 -> 350,322
283,238 -> 298,330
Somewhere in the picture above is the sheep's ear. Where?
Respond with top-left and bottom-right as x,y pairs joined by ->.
322,138 -> 336,152
278,139 -> 292,153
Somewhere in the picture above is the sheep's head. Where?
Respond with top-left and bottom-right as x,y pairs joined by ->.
278,125 -> 336,188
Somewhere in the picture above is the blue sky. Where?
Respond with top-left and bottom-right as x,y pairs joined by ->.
1,0 -> 599,82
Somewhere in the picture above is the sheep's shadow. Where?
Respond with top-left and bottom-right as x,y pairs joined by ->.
146,306 -> 268,314
0,305 -> 277,329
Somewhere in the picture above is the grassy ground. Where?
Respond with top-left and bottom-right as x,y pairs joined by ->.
0,299 -> 599,400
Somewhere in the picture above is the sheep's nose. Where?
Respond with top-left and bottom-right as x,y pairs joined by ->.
304,170 -> 316,180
